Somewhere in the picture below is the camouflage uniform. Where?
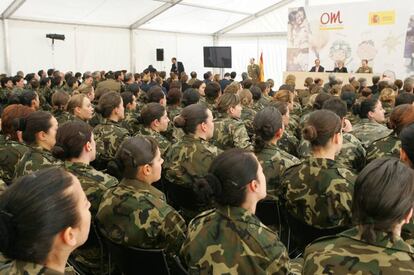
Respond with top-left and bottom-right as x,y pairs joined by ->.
366,132 -> 400,164
278,130 -> 299,157
240,106 -> 256,139
382,102 -> 393,120
163,105 -> 182,142
303,227 -> 414,274
164,135 -> 221,188
0,87 -> 12,106
0,260 -> 66,274
51,109 -> 71,125
122,109 -> 140,135
96,178 -> 186,257
282,157 -> 355,229
0,179 -> 6,194
14,145 -> 62,178
255,143 -> 300,200
352,118 -> 392,149
247,63 -> 260,82
167,105 -> 182,121
0,139 -> 30,185
212,113 -> 253,151
204,99 -> 219,119
137,127 -> 171,156
252,100 -> 263,112
256,95 -> 271,110
93,119 -> 129,169
297,133 -> 366,173
64,161 -> 117,274
181,205 -> 302,274
346,111 -> 360,126
88,112 -> 105,128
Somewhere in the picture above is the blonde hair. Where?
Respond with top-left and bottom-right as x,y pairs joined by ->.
285,74 -> 296,86
217,93 -> 240,113
76,84 -> 93,95
273,90 -> 293,103
239,89 -> 253,106
66,94 -> 87,115
380,88 -> 396,105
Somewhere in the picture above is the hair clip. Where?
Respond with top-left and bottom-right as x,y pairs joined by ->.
0,209 -> 13,218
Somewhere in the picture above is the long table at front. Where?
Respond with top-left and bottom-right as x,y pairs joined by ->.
283,72 -> 376,89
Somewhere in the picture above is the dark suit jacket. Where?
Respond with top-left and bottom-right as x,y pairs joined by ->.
171,62 -> 185,75
309,66 -> 325,72
333,67 -> 348,73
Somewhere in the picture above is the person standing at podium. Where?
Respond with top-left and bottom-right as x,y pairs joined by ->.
309,59 -> 325,72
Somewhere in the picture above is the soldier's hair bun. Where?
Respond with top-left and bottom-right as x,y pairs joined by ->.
302,125 -> 318,142
193,173 -> 222,203
0,209 -> 15,252
253,107 -> 283,153
173,115 -> 186,128
94,105 -> 103,115
14,117 -> 27,132
51,143 -> 68,160
136,115 -> 144,125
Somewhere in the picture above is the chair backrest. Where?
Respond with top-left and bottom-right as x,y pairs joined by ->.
255,199 -> 281,226
285,210 -> 347,251
102,237 -> 171,275
166,181 -> 202,210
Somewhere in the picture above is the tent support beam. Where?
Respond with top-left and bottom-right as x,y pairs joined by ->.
153,0 -> 252,16
1,0 -> 26,19
7,17 -> 129,29
130,29 -> 136,73
219,32 -> 287,38
130,0 -> 182,29
2,19 -> 11,75
214,0 -> 295,36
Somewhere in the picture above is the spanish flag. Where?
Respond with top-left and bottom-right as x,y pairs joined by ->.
259,51 -> 264,82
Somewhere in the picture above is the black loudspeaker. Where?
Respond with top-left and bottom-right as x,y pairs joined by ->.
156,48 -> 164,61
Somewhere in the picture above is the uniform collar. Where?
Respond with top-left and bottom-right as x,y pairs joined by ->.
9,260 -> 64,275
305,156 -> 336,168
340,227 -> 414,254
64,161 -> 91,170
216,205 -> 261,226
119,178 -> 165,201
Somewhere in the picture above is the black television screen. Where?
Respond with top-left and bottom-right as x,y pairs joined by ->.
203,46 -> 232,68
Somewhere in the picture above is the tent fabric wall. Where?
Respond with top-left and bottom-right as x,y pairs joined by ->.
218,36 -> 288,85
5,20 -> 130,75
134,29 -> 213,76
0,20 -> 5,73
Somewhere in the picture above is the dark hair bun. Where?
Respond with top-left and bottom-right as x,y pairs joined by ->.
173,115 -> 186,128
94,105 -> 103,114
51,144 -> 67,160
0,210 -> 15,252
14,117 -> 27,132
193,173 -> 222,203
136,115 -> 144,125
303,125 -> 318,142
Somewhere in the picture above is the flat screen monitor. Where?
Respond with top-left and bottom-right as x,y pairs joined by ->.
203,46 -> 232,68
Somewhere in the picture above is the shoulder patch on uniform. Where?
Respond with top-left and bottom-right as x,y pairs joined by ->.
337,167 -> 356,182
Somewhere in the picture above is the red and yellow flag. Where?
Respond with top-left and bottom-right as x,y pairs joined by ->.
259,51 -> 264,82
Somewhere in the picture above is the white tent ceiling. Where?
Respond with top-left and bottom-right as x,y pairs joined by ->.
1,0 -> 372,34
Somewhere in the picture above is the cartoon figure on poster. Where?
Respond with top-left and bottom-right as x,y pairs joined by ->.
288,7 -> 310,48
287,7 -> 310,71
329,40 -> 352,68
357,40 -> 378,62
309,22 -> 330,59
287,48 -> 309,71
404,15 -> 414,71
